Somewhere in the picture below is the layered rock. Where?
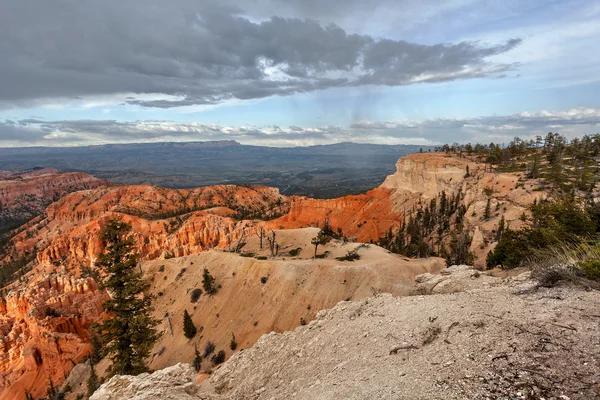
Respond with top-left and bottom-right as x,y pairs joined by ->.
10,184 -> 290,267
0,152 -> 550,398
0,273 -> 107,400
9,153 -> 546,269
0,168 -> 107,232
270,187 -> 399,242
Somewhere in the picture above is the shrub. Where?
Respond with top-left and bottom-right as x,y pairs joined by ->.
578,260 -> 600,280
239,252 -> 255,258
255,256 -> 268,260
534,265 -> 571,288
336,249 -> 360,261
260,276 -> 268,284
230,334 -> 237,351
45,308 -> 61,318
486,228 -> 550,269
183,310 -> 197,339
203,341 -> 215,357
175,268 -> 187,281
190,288 -> 202,303
192,345 -> 202,372
211,350 -> 226,365
158,265 -> 165,273
528,240 -> 599,284
288,248 -> 302,256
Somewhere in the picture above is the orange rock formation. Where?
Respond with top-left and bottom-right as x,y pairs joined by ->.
0,273 -> 107,400
0,168 -> 107,232
0,152 -> 547,398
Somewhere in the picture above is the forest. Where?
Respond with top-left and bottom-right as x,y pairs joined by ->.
381,132 -> 600,280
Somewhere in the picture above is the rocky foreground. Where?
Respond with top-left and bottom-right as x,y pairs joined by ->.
91,266 -> 600,400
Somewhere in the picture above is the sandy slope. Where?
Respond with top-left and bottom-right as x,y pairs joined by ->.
92,267 -> 600,400
144,228 -> 444,372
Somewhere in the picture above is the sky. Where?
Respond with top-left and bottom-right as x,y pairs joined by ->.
1,0 -> 600,147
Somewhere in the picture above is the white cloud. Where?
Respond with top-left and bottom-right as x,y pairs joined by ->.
2,107 -> 598,147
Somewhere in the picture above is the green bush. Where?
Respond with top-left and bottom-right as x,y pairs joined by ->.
336,249 -> 360,261
289,248 -> 302,256
578,260 -> 600,280
486,228 -> 549,269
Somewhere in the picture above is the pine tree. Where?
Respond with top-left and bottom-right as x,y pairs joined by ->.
230,333 -> 237,351
86,364 -> 100,397
202,268 -> 217,295
183,310 -> 197,339
311,230 -> 331,258
484,198 -> 491,220
95,219 -> 160,377
496,216 -> 506,241
88,332 -> 103,367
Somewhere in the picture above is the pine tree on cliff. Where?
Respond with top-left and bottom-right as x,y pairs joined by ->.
95,218 -> 160,377
86,365 -> 100,397
183,310 -> 197,339
484,198 -> 491,220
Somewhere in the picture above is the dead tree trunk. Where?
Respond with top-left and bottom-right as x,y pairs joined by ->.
255,227 -> 265,250
234,227 -> 246,253
266,230 -> 277,256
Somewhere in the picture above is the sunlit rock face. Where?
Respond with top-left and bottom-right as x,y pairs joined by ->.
0,273 -> 107,400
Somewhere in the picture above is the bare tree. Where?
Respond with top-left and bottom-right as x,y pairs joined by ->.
234,227 -> 246,253
255,226 -> 265,250
266,230 -> 277,256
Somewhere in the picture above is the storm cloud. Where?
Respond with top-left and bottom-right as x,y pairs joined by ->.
1,0 -> 521,109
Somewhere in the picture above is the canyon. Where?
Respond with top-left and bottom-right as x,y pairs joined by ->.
0,152 -> 548,399
0,168 -> 107,236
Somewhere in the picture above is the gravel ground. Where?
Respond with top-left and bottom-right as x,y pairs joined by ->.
93,267 -> 600,400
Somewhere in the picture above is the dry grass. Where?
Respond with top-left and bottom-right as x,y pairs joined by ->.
528,240 -> 600,287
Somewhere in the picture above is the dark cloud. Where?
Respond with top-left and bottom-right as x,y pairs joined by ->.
2,108 -> 598,147
0,0 -> 521,109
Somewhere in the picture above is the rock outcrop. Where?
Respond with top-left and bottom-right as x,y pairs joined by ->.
0,168 -> 107,232
10,184 -> 290,268
90,363 -> 213,400
8,153 -> 545,269
0,273 -> 107,400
